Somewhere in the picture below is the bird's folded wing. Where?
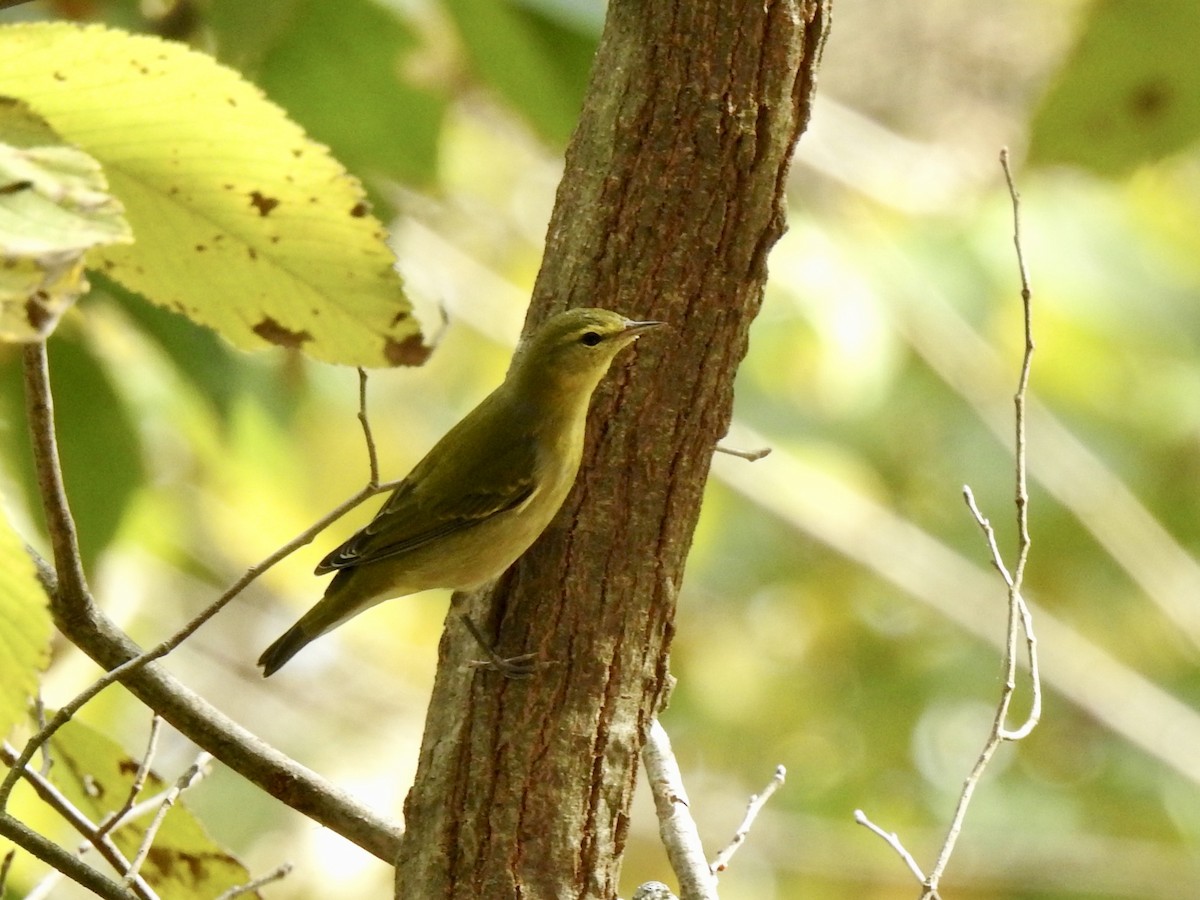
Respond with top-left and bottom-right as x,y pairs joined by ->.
314,442 -> 539,573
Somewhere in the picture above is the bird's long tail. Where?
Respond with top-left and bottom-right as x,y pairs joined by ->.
257,622 -> 314,677
257,568 -> 383,676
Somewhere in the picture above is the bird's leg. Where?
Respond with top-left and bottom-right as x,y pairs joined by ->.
459,613 -> 542,678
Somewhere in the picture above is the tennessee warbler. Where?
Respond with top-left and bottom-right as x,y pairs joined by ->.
258,308 -> 662,676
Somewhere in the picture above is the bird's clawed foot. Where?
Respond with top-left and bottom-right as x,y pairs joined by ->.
459,613 -> 545,679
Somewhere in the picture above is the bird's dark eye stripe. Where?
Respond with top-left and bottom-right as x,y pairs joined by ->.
580,331 -> 603,346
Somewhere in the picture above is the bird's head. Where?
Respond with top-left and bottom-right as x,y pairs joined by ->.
512,308 -> 664,395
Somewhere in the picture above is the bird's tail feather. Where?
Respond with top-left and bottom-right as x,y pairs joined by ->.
258,623 -> 312,677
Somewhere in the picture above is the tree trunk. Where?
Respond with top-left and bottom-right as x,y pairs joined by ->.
395,1 -> 830,897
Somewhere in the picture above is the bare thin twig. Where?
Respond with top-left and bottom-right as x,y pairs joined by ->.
710,765 -> 786,875
961,488 -> 1042,739
714,444 -> 773,462
357,367 -> 382,485
124,753 -> 211,887
3,348 -> 400,806
856,149 -> 1040,896
921,147 -> 1041,894
28,761 -> 220,900
96,716 -> 162,839
214,862 -> 294,900
853,809 -> 927,884
33,695 -> 51,776
0,471 -> 401,811
1,743 -> 158,900
0,813 -> 139,900
10,343 -> 403,859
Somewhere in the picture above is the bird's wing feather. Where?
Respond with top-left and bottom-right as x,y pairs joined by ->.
314,407 -> 539,573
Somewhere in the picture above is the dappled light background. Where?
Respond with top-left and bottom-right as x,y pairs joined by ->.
4,0 -> 1200,897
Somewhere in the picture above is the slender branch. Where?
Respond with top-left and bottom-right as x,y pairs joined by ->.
961,488 -> 1042,739
124,753 -> 210,887
709,765 -> 786,876
214,862 -> 294,900
642,719 -> 717,900
856,149 -> 1040,895
11,344 -> 404,858
32,695 -> 51,776
96,716 -> 162,839
0,744 -> 157,900
0,474 -> 401,811
921,148 -> 1041,893
0,813 -> 139,900
853,809 -> 927,885
1001,143 -> 1037,643
20,342 -> 90,628
27,759 -> 220,900
714,444 -> 772,462
357,367 -> 382,485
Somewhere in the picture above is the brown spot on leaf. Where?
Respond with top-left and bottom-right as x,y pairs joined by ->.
0,180 -> 33,195
248,247 -> 258,260
254,317 -> 311,349
145,846 -> 239,882
1129,80 -> 1172,120
391,310 -> 409,327
195,244 -> 206,252
53,71 -> 66,81
384,333 -> 431,366
249,190 -> 280,216
350,201 -> 370,218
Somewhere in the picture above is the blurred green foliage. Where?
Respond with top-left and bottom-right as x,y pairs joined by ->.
1030,0 -> 1200,175
3,1 -> 1200,898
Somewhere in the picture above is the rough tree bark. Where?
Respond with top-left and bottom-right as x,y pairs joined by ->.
395,1 -> 830,897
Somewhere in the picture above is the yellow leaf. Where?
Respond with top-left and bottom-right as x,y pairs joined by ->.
0,23 -> 427,366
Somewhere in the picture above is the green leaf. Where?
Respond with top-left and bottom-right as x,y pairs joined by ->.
1029,0 -> 1200,175
0,96 -> 132,342
97,273 -> 246,423
445,0 -> 597,146
0,501 -> 51,742
43,717 -> 253,899
0,329 -> 144,574
213,0 -> 446,190
0,22 -> 428,367
49,334 -> 144,572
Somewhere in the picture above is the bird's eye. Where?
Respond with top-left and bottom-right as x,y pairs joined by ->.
580,331 -> 603,347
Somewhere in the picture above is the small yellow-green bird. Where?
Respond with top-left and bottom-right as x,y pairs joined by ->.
258,308 -> 662,676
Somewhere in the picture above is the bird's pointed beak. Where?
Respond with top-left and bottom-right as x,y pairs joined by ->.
620,318 -> 666,338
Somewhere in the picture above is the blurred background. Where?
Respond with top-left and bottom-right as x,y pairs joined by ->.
4,0 -> 1200,897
